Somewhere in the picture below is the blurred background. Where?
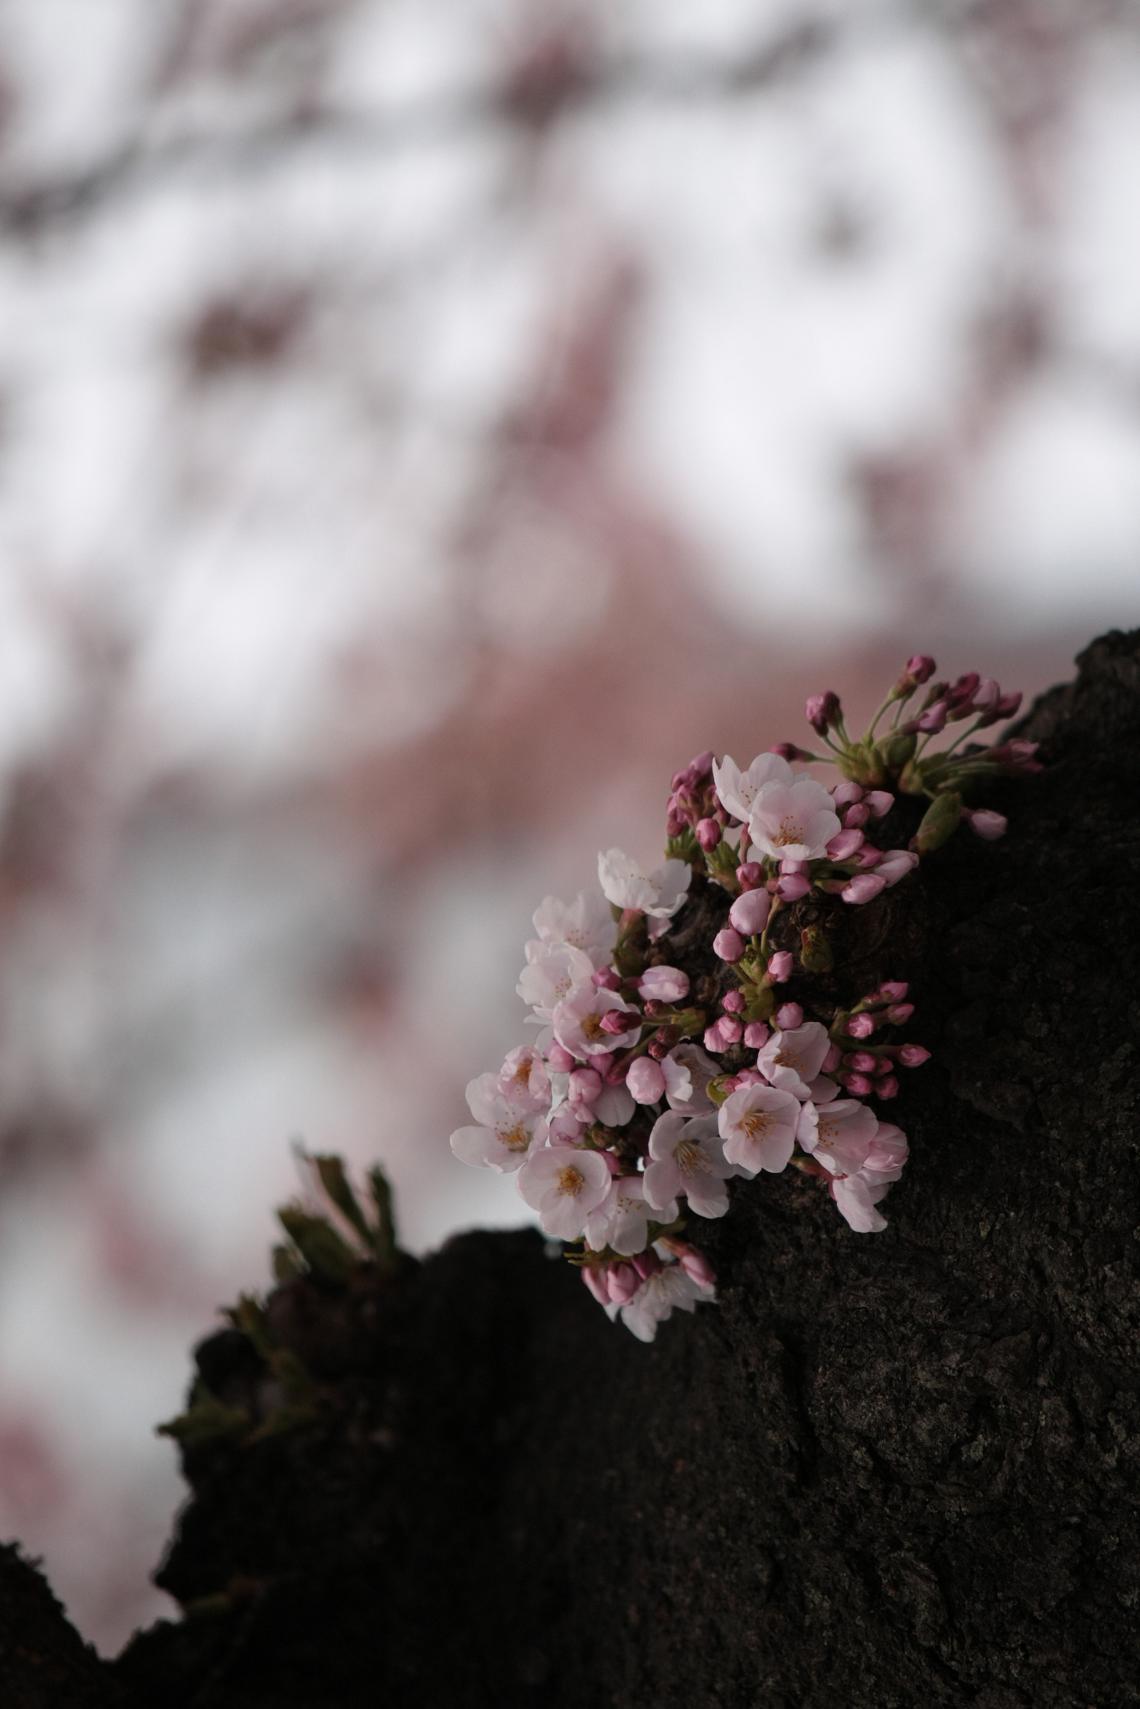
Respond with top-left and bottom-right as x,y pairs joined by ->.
0,0 -> 1137,1654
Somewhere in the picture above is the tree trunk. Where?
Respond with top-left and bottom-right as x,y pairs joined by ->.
6,630 -> 1139,1709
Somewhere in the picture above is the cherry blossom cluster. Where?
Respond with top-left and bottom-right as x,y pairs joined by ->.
451,657 -> 1031,1340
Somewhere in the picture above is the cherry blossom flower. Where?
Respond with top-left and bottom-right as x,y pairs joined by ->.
643,1113 -> 732,1219
517,942 -> 595,1020
498,1046 -> 551,1111
718,1083 -> 801,1175
712,752 -> 793,824
552,986 -> 641,1058
663,1042 -> 718,1110
597,848 -> 691,919
450,1074 -> 544,1173
747,778 -> 841,862
530,890 -> 618,967
517,1146 -> 613,1240
585,1175 -> 675,1256
795,1098 -> 880,1175
756,1023 -> 832,1099
617,1261 -> 715,1343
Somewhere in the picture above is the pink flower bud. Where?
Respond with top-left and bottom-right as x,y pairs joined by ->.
607,1263 -> 640,1305
743,1021 -> 770,1049
592,1051 -> 615,1076
973,678 -> 999,712
872,1056 -> 893,1077
592,966 -> 621,990
822,1043 -> 842,1072
805,691 -> 841,735
846,1051 -> 879,1074
996,690 -> 1022,718
703,1022 -> 730,1054
878,981 -> 909,1002
916,702 -> 948,733
966,808 -> 1007,841
841,874 -> 887,905
582,1267 -> 610,1306
632,1249 -> 662,1282
885,1002 -> 914,1025
646,1040 -> 668,1061
600,1007 -> 635,1036
948,671 -> 980,707
547,1043 -> 576,1073
678,1248 -> 716,1289
876,849 -> 919,886
721,989 -> 745,1014
847,1013 -> 875,1039
776,873 -> 811,902
687,750 -> 715,781
568,1067 -> 603,1106
767,951 -> 794,983
638,965 -> 690,1003
843,803 -> 870,829
696,817 -> 721,851
775,1002 -> 803,1030
736,861 -> 763,890
832,780 -> 864,808
827,828 -> 865,861
713,927 -> 745,964
856,846 -> 883,869
626,1057 -> 666,1104
876,1075 -> 899,1100
840,1072 -> 873,1096
719,1016 -> 743,1045
730,889 -> 771,936
864,790 -> 894,819
906,654 -> 936,684
899,1044 -> 931,1068
780,858 -> 810,876
734,1068 -> 764,1087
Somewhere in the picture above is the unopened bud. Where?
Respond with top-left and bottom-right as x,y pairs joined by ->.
729,889 -> 772,936
914,790 -> 962,854
626,1057 -> 666,1105
805,691 -> 841,735
775,1002 -> 803,1030
898,1043 -> 931,1068
696,817 -> 721,851
876,1075 -> 899,1100
713,927 -> 745,964
767,951 -> 794,983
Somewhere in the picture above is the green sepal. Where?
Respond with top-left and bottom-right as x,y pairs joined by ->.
799,925 -> 834,974
705,839 -> 740,890
914,789 -> 962,854
665,827 -> 699,865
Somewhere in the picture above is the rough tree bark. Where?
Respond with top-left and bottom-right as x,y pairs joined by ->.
4,630 -> 1138,1709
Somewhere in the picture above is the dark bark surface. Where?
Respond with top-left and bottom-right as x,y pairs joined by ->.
5,631 -> 1139,1708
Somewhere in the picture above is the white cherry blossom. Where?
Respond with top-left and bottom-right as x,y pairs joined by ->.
517,1146 -> 613,1240
643,1112 -> 732,1219
718,1083 -> 801,1176
747,778 -> 841,862
585,1176 -> 675,1256
530,890 -> 618,968
618,1262 -> 715,1343
597,848 -> 691,919
450,1074 -> 543,1173
756,1023 -> 833,1099
517,942 -> 595,1020
712,752 -> 794,824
